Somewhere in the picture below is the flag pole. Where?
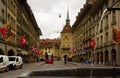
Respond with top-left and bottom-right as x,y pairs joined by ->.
90,32 -> 97,78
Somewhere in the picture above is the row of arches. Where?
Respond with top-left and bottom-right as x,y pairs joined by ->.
0,48 -> 15,56
0,48 -> 39,63
72,48 -> 117,66
86,49 -> 116,65
96,49 -> 116,65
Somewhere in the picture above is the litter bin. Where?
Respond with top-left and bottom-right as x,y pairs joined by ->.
85,60 -> 89,64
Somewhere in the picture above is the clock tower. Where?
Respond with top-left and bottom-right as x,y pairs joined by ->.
60,7 -> 73,61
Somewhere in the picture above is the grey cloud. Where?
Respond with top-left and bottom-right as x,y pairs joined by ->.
27,0 -> 86,39
27,0 -> 68,11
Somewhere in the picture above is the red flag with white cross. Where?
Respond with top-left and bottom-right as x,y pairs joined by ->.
31,46 -> 37,53
89,38 -> 96,49
19,35 -> 26,47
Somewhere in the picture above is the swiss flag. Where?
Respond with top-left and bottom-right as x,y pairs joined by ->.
72,48 -> 77,53
89,38 -> 96,49
31,46 -> 37,53
19,35 -> 26,47
0,26 -> 6,38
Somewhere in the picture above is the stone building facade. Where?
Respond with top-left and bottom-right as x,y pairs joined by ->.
72,0 -> 120,66
0,0 -> 42,62
39,38 -> 60,61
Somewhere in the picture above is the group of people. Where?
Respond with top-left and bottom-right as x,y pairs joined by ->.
45,52 -> 53,60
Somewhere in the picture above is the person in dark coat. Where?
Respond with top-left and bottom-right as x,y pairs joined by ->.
63,55 -> 67,64
45,52 -> 48,60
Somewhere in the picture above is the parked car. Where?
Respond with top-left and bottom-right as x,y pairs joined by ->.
8,56 -> 23,69
0,55 -> 9,72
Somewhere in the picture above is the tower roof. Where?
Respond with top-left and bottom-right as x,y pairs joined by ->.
66,6 -> 70,24
61,24 -> 72,33
61,6 -> 72,33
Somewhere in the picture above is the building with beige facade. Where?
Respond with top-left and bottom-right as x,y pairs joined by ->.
72,0 -> 120,66
0,0 -> 42,62
39,38 -> 60,61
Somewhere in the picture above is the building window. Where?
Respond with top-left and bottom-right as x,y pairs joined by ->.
1,9 -> 6,24
68,44 -> 69,48
1,9 -> 5,18
100,36 -> 103,46
1,0 -> 5,4
112,0 -> 115,3
105,33 -> 108,45
97,38 -> 99,47
11,1 -> 13,10
100,21 -> 103,33
7,14 -> 10,22
45,48 -> 47,50
105,1 -> 108,8
13,5 -> 16,14
112,10 -> 116,25
106,16 -> 108,26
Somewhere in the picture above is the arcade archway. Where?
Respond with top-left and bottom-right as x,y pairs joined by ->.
105,50 -> 109,64
97,52 -> 99,64
8,49 -> 15,56
111,49 -> 116,64
100,51 -> 103,64
0,48 -> 4,55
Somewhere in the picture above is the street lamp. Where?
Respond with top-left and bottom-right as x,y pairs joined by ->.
99,7 -> 120,44
98,7 -> 120,33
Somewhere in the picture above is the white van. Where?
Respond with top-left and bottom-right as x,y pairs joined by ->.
8,56 -> 23,69
0,55 -> 9,72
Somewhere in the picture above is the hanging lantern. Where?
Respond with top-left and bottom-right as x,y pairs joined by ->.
59,14 -> 61,18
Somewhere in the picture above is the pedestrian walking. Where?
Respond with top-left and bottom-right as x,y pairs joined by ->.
45,52 -> 48,59
63,55 -> 67,64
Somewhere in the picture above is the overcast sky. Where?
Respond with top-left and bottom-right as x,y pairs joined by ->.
27,0 -> 86,39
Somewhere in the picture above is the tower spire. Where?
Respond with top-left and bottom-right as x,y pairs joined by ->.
66,5 -> 70,24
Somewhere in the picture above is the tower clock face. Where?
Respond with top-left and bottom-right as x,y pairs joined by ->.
64,35 -> 69,41
65,36 -> 67,39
